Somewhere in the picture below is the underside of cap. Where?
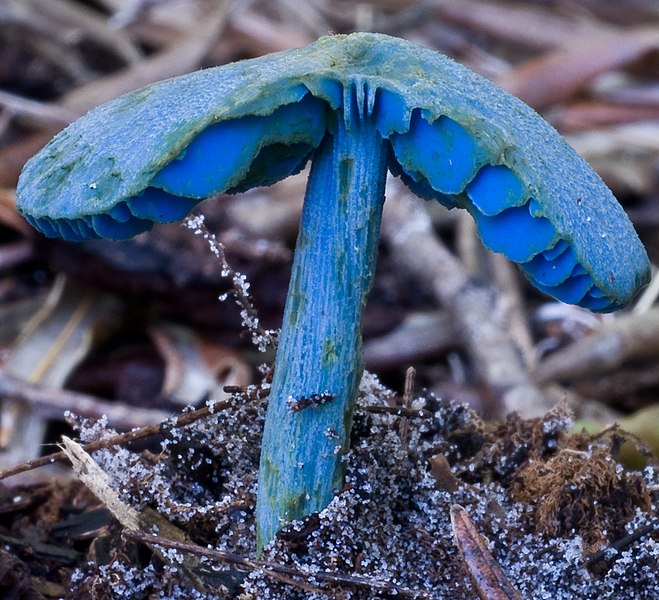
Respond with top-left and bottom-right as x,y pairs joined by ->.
17,32 -> 650,310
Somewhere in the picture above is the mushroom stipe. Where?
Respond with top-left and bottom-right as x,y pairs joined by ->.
16,33 -> 650,550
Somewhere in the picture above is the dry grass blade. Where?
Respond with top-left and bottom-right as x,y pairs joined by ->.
59,436 -> 141,531
450,504 -> 523,600
61,436 -> 207,592
398,366 -> 415,447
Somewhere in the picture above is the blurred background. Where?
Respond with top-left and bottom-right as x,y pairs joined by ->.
0,0 -> 658,473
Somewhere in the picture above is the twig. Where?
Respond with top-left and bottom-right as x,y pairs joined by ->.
450,504 -> 523,600
398,367 -> 415,447
382,179 -> 551,417
276,0 -> 330,38
221,9 -> 315,57
434,0 -> 605,52
24,0 -> 143,64
457,213 -> 536,370
60,436 -> 141,530
0,90 -> 76,127
122,529 -> 430,598
61,0 -> 236,116
0,370 -> 170,429
363,310 -> 456,370
489,252 -> 537,370
363,404 -> 433,420
0,399 -> 230,480
536,307 -> 659,384
61,436 -> 207,592
586,521 -> 659,568
632,269 -> 659,315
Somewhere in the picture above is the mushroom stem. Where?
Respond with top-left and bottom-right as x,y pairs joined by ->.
257,108 -> 389,550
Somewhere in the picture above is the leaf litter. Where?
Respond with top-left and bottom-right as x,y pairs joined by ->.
1,1 -> 658,597
5,365 -> 649,599
0,216 -> 657,599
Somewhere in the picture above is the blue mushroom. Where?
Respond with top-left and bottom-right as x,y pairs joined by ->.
16,33 -> 650,549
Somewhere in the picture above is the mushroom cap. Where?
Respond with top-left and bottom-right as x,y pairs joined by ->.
17,33 -> 650,311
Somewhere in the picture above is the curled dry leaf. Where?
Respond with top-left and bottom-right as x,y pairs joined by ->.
148,322 -> 251,405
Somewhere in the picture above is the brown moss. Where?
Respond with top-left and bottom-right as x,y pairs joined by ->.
510,445 -> 652,555
445,400 -> 575,484
438,400 -> 654,557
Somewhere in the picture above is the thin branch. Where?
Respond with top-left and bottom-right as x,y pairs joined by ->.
451,504 -> 523,600
363,404 -> 433,420
586,521 -> 659,568
0,399 -> 231,481
0,371 -> 170,428
536,307 -> 659,384
382,179 -> 551,417
122,530 -> 430,598
0,90 -> 76,127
